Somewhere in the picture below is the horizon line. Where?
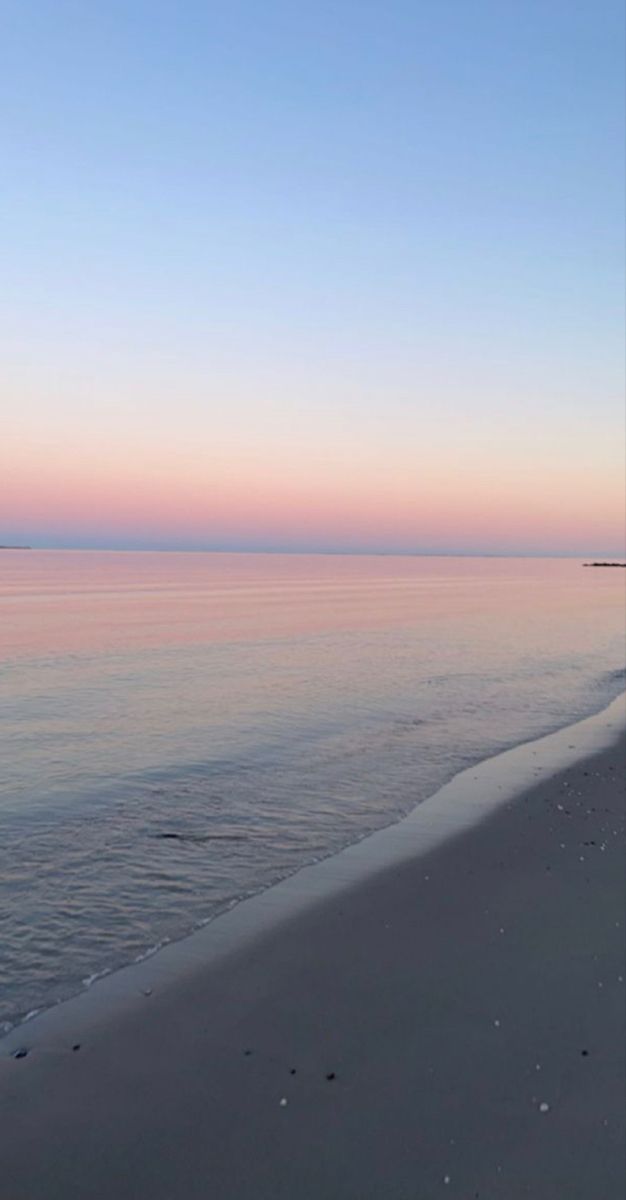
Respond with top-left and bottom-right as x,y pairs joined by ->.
3,544 -> 625,560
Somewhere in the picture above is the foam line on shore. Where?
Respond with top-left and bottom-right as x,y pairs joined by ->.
3,692 -> 624,1057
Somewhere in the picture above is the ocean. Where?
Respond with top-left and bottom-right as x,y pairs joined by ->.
1,550 -> 624,1031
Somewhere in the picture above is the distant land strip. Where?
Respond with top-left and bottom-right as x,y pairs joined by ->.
0,545 -> 31,550
583,561 -> 626,568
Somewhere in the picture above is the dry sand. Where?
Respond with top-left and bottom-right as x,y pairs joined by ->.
1,724 -> 624,1198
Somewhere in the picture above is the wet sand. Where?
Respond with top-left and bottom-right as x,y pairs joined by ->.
1,728 -> 624,1198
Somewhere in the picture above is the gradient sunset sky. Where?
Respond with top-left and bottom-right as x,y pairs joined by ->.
3,1 -> 625,555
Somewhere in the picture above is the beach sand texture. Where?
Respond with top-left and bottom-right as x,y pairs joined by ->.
1,713 -> 624,1198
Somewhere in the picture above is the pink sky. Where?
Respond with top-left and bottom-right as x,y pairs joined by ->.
3,2 -> 624,557
4,415 -> 624,554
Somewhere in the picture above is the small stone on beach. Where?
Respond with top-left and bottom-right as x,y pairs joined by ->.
539,1102 -> 550,1113
12,1048 -> 28,1060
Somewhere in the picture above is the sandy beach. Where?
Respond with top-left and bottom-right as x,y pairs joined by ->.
1,714 -> 624,1199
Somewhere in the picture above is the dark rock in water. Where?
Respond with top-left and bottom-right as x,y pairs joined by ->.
325,1072 -> 336,1081
243,1049 -> 252,1056
290,1068 -> 297,1075
13,1048 -> 28,1059
72,1043 -> 81,1052
581,1049 -> 589,1056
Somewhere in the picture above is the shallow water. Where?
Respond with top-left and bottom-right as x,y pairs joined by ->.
1,551 -> 624,1029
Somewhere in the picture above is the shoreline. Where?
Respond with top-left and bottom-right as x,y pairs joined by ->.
0,697 -> 625,1195
1,701 -> 623,1196
2,692 -> 624,1055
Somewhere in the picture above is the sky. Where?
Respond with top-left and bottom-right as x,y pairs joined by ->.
2,0 -> 625,555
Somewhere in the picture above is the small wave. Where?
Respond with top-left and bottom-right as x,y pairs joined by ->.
155,832 -> 247,843
82,968 -> 110,989
133,939 -> 168,964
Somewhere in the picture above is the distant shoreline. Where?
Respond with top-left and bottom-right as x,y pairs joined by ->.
583,561 -> 626,568
0,545 -> 31,551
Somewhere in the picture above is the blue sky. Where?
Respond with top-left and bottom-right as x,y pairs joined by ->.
2,1 -> 625,553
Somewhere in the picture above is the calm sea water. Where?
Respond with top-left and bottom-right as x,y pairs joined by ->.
1,551 -> 624,1030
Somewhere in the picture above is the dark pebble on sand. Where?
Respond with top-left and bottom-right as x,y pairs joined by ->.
13,1048 -> 28,1059
290,1068 -> 297,1075
243,1049 -> 252,1056
581,1050 -> 589,1056
325,1072 -> 336,1081
72,1043 -> 81,1052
